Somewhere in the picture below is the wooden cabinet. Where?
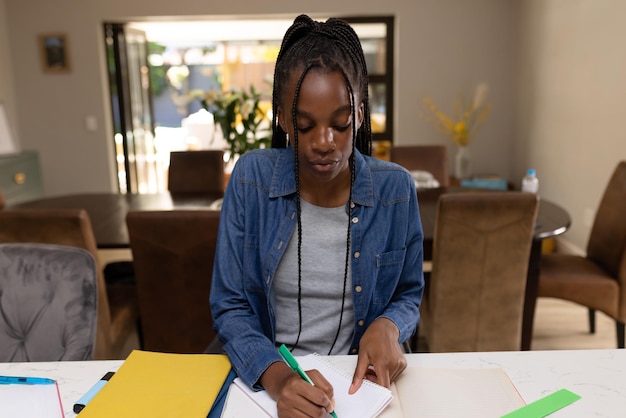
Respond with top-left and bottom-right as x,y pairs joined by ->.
0,151 -> 43,206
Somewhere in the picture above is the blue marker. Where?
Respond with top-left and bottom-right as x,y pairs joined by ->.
0,375 -> 55,385
73,371 -> 115,413
278,344 -> 338,418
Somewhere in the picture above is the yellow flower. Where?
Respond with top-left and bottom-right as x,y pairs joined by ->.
422,83 -> 491,147
453,121 -> 469,146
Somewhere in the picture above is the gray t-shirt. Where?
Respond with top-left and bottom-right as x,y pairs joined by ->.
273,199 -> 355,356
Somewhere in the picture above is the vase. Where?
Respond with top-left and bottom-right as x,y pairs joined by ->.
454,146 -> 471,179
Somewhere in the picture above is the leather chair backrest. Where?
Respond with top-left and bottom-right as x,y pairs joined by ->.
126,210 -> 220,353
586,161 -> 626,282
390,145 -> 449,186
425,192 -> 539,352
167,150 -> 225,194
0,243 -> 97,361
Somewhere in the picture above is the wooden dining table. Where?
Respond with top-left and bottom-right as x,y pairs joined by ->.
12,187 -> 570,351
10,192 -> 225,249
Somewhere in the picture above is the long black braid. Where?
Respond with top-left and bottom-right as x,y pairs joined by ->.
271,15 -> 372,354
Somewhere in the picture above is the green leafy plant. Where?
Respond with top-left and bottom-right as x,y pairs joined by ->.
190,85 -> 272,161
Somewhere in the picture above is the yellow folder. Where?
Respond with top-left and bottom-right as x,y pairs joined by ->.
80,350 -> 231,418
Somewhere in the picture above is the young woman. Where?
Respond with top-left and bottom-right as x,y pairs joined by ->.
210,14 -> 424,417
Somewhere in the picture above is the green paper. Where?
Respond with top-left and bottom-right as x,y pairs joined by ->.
501,388 -> 581,418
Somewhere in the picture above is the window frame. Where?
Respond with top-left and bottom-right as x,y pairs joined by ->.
342,15 -> 394,145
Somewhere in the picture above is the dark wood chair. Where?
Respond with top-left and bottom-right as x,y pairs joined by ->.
390,145 -> 450,187
0,209 -> 139,359
418,192 -> 539,352
538,161 -> 626,348
167,150 -> 225,194
126,210 -> 220,353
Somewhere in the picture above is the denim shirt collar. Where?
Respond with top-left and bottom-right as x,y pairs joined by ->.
268,147 -> 374,207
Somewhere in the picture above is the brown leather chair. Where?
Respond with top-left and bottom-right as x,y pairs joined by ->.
0,209 -> 139,359
418,192 -> 539,352
167,150 -> 225,194
538,161 -> 626,348
390,145 -> 449,187
126,210 -> 220,353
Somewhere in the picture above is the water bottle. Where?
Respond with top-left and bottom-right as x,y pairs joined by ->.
521,168 -> 539,193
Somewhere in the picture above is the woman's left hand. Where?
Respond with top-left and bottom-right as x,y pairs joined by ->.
349,317 -> 407,394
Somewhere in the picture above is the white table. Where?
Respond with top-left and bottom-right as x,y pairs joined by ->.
0,359 -> 123,417
1,349 -> 624,417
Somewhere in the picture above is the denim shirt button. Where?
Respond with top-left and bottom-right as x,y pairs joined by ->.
350,202 -> 355,209
266,275 -> 271,284
355,285 -> 362,293
351,348 -> 358,354
358,320 -> 365,327
351,217 -> 359,224
353,251 -> 360,259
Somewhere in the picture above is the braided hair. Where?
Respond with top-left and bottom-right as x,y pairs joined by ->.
271,14 -> 372,155
271,15 -> 372,354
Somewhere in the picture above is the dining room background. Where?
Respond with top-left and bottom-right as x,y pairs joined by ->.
1,0 -> 625,254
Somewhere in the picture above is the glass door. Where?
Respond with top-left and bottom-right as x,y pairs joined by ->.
104,23 -> 162,194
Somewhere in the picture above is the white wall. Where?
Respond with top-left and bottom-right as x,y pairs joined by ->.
4,0 -> 517,195
516,0 -> 626,251
5,0 -> 624,250
0,0 -> 18,144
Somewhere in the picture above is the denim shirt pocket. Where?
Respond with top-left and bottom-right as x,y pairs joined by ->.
372,248 -> 407,305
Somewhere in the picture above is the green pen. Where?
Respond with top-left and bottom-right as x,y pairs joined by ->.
278,344 -> 338,418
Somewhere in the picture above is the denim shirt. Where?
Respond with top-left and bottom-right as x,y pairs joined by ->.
210,147 -> 424,389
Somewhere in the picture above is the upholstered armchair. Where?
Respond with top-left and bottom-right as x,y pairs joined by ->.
0,208 -> 139,359
0,243 -> 97,361
538,161 -> 626,348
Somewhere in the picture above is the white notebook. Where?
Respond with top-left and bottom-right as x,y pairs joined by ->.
223,353 -> 393,418
0,380 -> 63,418
388,367 -> 525,418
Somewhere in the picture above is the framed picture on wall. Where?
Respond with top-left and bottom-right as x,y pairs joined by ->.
38,33 -> 71,73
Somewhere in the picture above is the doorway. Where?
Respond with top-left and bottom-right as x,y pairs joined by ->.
103,17 -> 394,194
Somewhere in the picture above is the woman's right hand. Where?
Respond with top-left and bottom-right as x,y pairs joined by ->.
261,361 -> 336,418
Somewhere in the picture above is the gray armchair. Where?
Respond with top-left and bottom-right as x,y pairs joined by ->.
0,243 -> 98,361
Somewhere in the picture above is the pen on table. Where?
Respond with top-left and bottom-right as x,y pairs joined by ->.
278,344 -> 338,418
0,375 -> 55,385
73,371 -> 115,413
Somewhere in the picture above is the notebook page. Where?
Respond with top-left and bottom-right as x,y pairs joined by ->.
232,353 -> 393,418
395,367 -> 525,418
0,381 -> 63,418
378,382 -> 405,418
